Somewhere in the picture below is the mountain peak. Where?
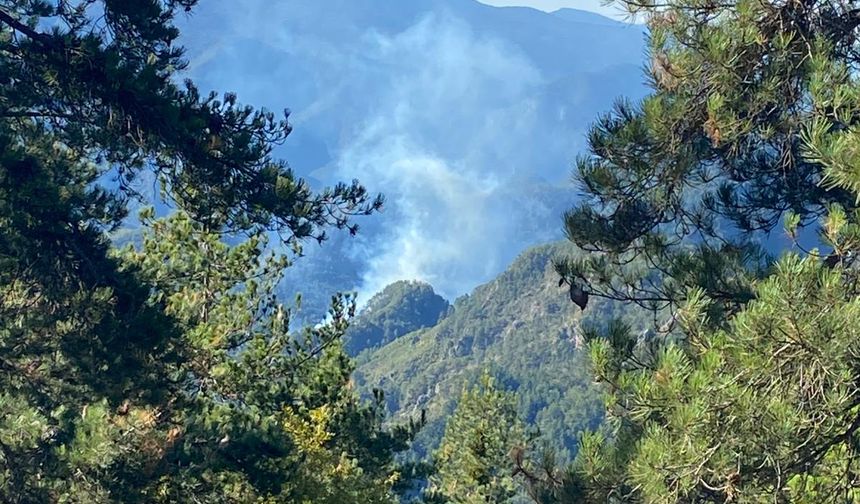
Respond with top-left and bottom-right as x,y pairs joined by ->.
550,7 -> 628,26
345,280 -> 450,355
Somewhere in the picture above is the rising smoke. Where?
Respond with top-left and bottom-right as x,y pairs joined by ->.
177,0 -> 643,306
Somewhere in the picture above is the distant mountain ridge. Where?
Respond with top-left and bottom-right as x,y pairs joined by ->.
550,7 -> 630,26
182,1 -> 644,79
174,0 -> 648,323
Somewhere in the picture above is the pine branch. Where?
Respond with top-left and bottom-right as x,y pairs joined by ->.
0,9 -> 52,45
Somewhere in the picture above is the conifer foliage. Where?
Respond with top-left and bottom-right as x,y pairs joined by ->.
119,211 -> 415,502
427,373 -> 526,504
0,1 -> 407,502
538,0 -> 860,502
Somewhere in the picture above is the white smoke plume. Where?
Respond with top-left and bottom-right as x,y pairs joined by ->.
177,1 -> 643,305
331,14 -> 565,301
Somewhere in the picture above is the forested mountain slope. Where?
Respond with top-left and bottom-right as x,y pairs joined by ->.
345,280 -> 451,355
353,242 -> 646,459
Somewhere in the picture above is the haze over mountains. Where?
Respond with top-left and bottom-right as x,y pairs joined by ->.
176,0 -> 647,317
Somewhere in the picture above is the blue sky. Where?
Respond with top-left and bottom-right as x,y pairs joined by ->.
479,0 -> 628,19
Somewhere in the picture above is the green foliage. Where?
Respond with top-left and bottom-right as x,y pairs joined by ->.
280,404 -> 402,503
427,372 -> 526,504
114,210 -> 418,502
534,1 -> 860,502
554,0 -> 860,318
0,1 -> 401,501
663,257 -> 860,502
346,280 -> 450,355
531,253 -> 860,503
356,243 -> 638,461
0,0 -> 382,240
0,122 -> 183,502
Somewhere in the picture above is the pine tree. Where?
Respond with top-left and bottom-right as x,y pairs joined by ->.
0,122 -> 185,502
540,252 -> 860,502
117,211 -> 416,502
555,0 -> 860,319
0,1 -> 391,501
0,1 -> 381,239
427,372 -> 526,504
537,1 -> 860,502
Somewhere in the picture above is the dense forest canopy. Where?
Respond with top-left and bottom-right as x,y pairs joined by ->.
4,0 -> 860,503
